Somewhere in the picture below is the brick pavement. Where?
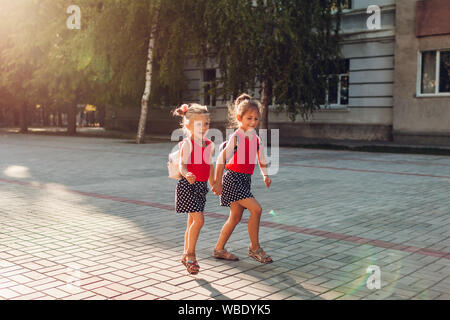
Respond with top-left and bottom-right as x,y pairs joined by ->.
0,133 -> 449,300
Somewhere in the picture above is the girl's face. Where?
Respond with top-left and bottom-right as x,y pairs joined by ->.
186,114 -> 210,139
237,108 -> 260,131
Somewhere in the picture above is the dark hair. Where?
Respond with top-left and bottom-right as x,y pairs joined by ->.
172,103 -> 209,133
228,93 -> 261,128
235,93 -> 251,106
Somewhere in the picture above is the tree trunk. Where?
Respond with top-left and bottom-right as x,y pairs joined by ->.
43,105 -> 50,126
19,102 -> 28,133
98,105 -> 106,127
13,107 -> 19,126
260,79 -> 272,129
67,103 -> 77,135
58,110 -> 62,127
136,6 -> 160,144
260,79 -> 273,145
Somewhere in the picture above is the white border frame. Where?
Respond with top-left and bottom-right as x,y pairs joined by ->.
416,49 -> 450,97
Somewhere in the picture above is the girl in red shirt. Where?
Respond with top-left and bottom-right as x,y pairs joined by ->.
173,103 -> 215,274
212,94 -> 273,264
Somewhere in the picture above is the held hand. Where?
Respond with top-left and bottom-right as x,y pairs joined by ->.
213,181 -> 223,195
210,180 -> 218,195
186,172 -> 196,184
263,175 -> 271,188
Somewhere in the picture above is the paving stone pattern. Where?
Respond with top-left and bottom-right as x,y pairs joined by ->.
0,134 -> 449,300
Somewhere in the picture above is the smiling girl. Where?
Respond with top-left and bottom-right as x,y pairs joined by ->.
173,103 -> 215,274
211,94 -> 273,264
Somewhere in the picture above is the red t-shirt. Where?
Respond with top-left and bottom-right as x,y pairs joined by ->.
186,138 -> 212,182
225,130 -> 260,175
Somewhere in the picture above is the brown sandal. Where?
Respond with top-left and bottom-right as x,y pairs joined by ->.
181,254 -> 200,275
248,246 -> 273,264
213,248 -> 239,261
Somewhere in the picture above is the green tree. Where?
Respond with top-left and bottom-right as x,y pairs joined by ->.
0,0 -> 44,132
0,0 -> 89,134
69,0 -> 199,143
58,0 -> 193,141
1,1 -> 148,134
198,0 -> 344,129
136,0 -> 206,143
136,1 -> 160,144
0,1 -> 210,140
2,0 -> 342,139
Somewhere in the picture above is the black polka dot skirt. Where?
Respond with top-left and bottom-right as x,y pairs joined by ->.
220,170 -> 254,207
175,178 -> 209,213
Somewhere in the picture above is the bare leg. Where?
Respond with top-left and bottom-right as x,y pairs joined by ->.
214,202 -> 245,251
238,198 -> 272,263
237,198 -> 263,251
186,212 -> 204,256
184,214 -> 194,254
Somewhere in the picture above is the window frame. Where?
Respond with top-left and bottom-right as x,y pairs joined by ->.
201,68 -> 217,107
331,0 -> 352,14
416,49 -> 450,97
320,60 -> 350,109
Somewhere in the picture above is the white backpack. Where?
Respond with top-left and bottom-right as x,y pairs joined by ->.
167,139 -> 192,180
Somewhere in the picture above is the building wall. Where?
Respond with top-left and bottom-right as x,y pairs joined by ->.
393,0 -> 450,145
416,0 -> 450,37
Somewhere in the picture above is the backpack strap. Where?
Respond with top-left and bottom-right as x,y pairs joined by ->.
227,133 -> 239,154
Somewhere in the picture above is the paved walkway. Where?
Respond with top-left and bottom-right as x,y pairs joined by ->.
0,133 -> 449,300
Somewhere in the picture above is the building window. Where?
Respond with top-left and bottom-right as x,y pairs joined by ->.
418,50 -> 450,96
202,69 -> 217,107
331,0 -> 352,12
321,59 -> 350,107
440,51 -> 450,93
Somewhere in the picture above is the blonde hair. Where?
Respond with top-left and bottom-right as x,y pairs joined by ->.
228,93 -> 262,128
173,103 -> 209,134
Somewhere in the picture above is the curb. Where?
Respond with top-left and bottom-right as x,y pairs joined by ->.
283,142 -> 450,156
2,127 -> 449,155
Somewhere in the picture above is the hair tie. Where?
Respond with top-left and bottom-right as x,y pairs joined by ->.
181,104 -> 189,113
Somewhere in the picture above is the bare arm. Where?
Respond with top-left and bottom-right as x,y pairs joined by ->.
215,149 -> 227,184
215,135 -> 237,183
178,139 -> 190,178
257,140 -> 271,188
257,141 -> 269,177
179,139 -> 196,184
208,142 -> 215,187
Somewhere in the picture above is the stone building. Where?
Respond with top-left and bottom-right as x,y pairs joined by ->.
393,0 -> 450,145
